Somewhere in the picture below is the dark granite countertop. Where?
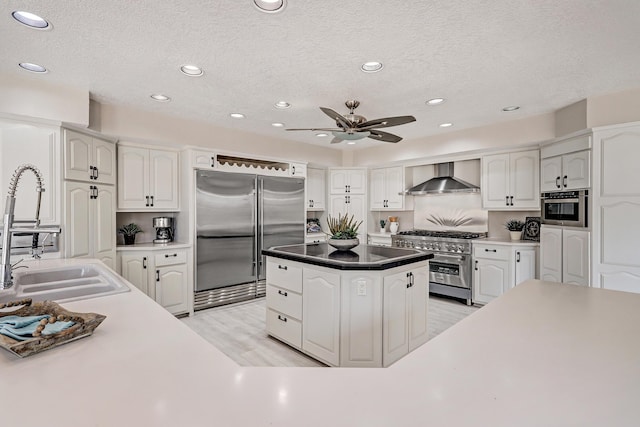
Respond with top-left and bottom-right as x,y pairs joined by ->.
262,243 -> 433,270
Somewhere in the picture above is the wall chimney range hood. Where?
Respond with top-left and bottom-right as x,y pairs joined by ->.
406,162 -> 480,195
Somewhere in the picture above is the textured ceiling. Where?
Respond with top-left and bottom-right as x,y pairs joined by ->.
2,1 -> 640,150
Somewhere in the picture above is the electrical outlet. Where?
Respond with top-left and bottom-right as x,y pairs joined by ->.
357,282 -> 367,296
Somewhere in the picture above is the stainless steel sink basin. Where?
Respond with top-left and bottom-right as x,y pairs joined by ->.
0,263 -> 130,304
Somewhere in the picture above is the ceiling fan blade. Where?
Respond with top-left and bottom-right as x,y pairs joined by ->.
285,128 -> 343,131
330,137 -> 343,144
368,130 -> 402,143
357,115 -> 416,131
320,107 -> 351,129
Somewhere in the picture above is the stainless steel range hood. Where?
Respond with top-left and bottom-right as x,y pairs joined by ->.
406,162 -> 480,195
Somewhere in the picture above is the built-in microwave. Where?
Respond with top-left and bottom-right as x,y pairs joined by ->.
541,190 -> 588,227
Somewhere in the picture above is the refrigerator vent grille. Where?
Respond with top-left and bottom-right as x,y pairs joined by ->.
217,155 -> 289,172
194,281 -> 266,311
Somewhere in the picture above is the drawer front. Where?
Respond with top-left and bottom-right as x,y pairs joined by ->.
473,244 -> 510,261
266,284 -> 302,319
154,250 -> 187,267
266,260 -> 303,293
266,308 -> 302,348
368,236 -> 392,247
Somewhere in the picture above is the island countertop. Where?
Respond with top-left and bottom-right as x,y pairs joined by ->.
262,243 -> 433,270
1,259 -> 640,426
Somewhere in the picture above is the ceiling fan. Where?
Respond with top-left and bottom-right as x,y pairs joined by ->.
286,100 -> 416,144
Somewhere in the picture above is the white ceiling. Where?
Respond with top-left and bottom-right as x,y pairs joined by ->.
2,1 -> 640,149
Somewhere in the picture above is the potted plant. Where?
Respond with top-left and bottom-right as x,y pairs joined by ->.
119,223 -> 143,245
326,213 -> 362,251
379,219 -> 386,233
505,220 -> 525,241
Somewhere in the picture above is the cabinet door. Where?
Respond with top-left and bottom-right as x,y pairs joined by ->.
94,184 -> 116,270
510,150 -> 539,209
329,169 -> 349,193
540,156 -> 563,192
408,268 -> 429,352
191,150 -> 216,169
64,182 -> 91,259
514,248 -> 536,286
329,194 -> 348,218
473,258 -> 509,304
347,195 -> 367,241
289,162 -> 306,177
482,154 -> 510,208
156,264 -> 188,315
149,150 -> 179,210
383,271 -> 409,366
64,130 -> 93,182
370,168 -> 386,209
120,253 -> 151,297
563,229 -> 590,286
539,225 -> 563,283
302,267 -> 341,366
562,151 -> 590,190
117,146 -> 149,209
346,169 -> 366,194
92,139 -> 116,185
306,168 -> 326,210
385,167 -> 404,210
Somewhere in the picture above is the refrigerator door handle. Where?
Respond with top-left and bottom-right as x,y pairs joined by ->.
257,178 -> 265,278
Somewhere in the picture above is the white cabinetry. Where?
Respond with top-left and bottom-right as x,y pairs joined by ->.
306,167 -> 326,210
265,259 -> 303,348
473,243 -> 537,304
118,248 -> 190,315
117,145 -> 179,210
189,150 -> 216,170
329,168 -> 367,194
368,234 -> 392,247
64,129 -> 116,185
329,194 -> 367,240
370,166 -> 410,210
64,182 -> 116,269
540,225 -> 590,286
289,162 -> 307,178
482,150 -> 539,209
541,151 -> 590,191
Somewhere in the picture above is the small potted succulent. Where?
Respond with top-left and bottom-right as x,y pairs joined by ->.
326,213 -> 362,251
505,219 -> 525,241
379,219 -> 386,233
119,223 -> 143,245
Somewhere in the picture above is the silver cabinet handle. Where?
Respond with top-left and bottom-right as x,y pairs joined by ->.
156,270 -> 160,282
505,196 -> 509,206
150,195 -> 154,207
278,265 -> 288,270
475,260 -> 478,271
510,195 -> 514,206
278,289 -> 288,297
94,167 -> 99,180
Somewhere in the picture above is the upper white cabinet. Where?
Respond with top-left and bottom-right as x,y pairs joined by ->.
541,151 -> 590,191
482,150 -> 539,209
64,129 -> 116,185
306,168 -> 326,210
118,145 -> 179,210
190,149 -> 216,170
329,168 -> 367,194
370,166 -> 410,210
289,162 -> 307,178
539,225 -> 590,286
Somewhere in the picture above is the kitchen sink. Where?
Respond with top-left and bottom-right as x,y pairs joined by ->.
0,263 -> 130,305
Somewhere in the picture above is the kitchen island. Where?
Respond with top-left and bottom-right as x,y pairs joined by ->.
262,243 -> 433,367
1,259 -> 640,427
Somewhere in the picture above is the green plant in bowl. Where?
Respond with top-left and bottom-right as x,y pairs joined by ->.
327,214 -> 362,239
118,223 -> 143,245
505,220 -> 525,231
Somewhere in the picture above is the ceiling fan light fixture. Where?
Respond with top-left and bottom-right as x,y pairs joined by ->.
439,123 -> 453,128
361,61 -> 383,73
502,105 -> 520,112
426,98 -> 445,105
180,64 -> 204,77
274,101 -> 291,109
18,62 -> 48,73
12,11 -> 51,29
253,0 -> 287,14
150,94 -> 170,102
332,131 -> 370,141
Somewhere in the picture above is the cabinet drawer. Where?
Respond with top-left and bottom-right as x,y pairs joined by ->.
266,284 -> 302,319
266,260 -> 302,293
368,236 -> 392,247
473,244 -> 510,260
266,308 -> 302,348
154,250 -> 187,267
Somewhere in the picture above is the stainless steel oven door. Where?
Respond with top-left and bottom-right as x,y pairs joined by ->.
429,253 -> 471,289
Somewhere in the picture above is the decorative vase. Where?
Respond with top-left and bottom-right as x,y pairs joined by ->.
509,231 -> 521,241
123,234 -> 136,245
389,222 -> 399,234
328,238 -> 359,251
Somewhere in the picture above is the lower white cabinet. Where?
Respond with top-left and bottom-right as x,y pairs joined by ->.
118,247 -> 190,315
368,234 -> 392,247
473,243 -> 537,305
539,225 -> 590,286
305,233 -> 327,244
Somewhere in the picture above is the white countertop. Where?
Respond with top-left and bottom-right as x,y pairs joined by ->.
475,237 -> 540,246
116,241 -> 192,251
1,259 -> 638,426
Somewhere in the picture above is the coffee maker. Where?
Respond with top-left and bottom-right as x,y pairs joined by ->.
153,217 -> 174,243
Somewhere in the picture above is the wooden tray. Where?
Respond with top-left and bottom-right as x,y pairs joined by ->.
0,299 -> 106,357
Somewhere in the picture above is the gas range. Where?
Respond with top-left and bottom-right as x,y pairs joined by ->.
392,230 -> 486,254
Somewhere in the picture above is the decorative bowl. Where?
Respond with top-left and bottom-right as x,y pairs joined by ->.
328,238 -> 359,251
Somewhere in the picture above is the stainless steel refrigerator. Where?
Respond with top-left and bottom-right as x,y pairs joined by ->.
195,170 -> 305,310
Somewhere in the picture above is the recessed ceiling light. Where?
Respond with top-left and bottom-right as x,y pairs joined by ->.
274,101 -> 291,109
426,98 -> 445,105
439,123 -> 453,128
253,0 -> 287,13
230,113 -> 245,119
347,141 -> 357,145
316,133 -> 328,137
271,122 -> 284,127
180,64 -> 203,77
12,11 -> 50,29
502,106 -> 520,112
18,62 -> 47,73
150,94 -> 170,102
361,61 -> 383,73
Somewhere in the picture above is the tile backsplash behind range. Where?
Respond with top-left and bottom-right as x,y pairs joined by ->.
413,193 -> 488,233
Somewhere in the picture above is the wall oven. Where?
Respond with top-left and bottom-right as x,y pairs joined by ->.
541,190 -> 588,227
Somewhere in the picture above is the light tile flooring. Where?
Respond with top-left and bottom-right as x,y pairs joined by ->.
182,296 -> 479,367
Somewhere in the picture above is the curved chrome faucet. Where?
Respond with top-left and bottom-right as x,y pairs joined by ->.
1,164 -> 59,289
